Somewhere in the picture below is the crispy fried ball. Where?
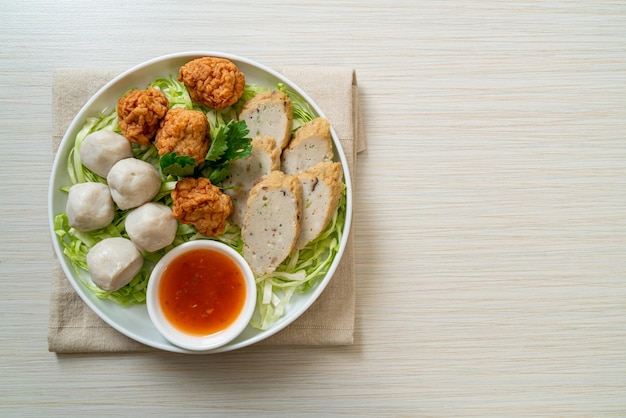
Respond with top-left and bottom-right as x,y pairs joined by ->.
155,108 -> 210,165
178,57 -> 245,110
171,177 -> 233,237
117,87 -> 169,145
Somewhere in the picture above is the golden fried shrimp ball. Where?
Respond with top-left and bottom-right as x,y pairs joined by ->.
178,57 -> 245,110
154,108 -> 210,165
117,87 -> 169,145
171,177 -> 233,237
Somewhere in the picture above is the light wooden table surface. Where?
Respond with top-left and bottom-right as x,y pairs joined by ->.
2,1 -> 625,416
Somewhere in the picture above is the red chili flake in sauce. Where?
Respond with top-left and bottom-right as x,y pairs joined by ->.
159,248 -> 246,336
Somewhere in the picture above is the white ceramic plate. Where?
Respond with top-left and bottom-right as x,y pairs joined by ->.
48,51 -> 353,353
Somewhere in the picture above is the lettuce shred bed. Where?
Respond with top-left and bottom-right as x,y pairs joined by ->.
54,75 -> 347,330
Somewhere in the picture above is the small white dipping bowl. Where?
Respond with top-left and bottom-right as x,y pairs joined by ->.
146,240 -> 256,351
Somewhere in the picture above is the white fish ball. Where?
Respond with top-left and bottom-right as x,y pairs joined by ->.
80,130 -> 133,178
86,237 -> 143,292
66,182 -> 115,231
107,158 -> 162,210
126,203 -> 178,252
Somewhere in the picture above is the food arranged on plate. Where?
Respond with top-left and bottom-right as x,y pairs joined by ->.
54,56 -> 347,332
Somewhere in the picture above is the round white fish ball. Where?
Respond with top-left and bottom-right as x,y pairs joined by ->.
80,130 -> 133,177
66,182 -> 115,231
125,203 -> 178,252
86,237 -> 143,292
107,158 -> 162,210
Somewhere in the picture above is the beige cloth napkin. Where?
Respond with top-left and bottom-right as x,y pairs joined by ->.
49,66 -> 365,353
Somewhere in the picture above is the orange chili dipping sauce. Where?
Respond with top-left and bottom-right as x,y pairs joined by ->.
158,248 -> 247,336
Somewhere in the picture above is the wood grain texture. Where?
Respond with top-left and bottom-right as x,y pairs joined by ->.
1,1 -> 625,416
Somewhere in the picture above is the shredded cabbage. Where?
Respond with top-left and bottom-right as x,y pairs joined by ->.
54,74 -> 347,329
277,83 -> 316,131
